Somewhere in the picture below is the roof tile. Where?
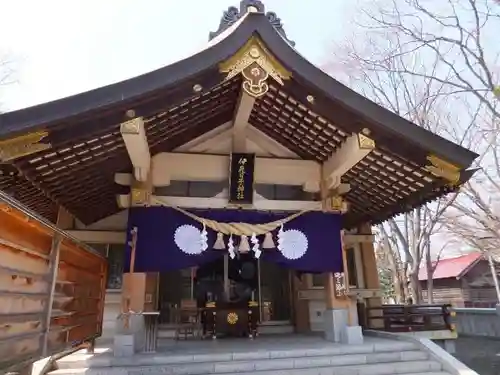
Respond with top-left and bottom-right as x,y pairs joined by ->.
418,252 -> 482,280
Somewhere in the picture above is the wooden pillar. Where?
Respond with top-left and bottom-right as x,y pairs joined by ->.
359,224 -> 380,293
359,223 -> 383,328
321,178 -> 350,313
321,174 -> 364,343
56,206 -> 74,230
292,274 -> 310,333
121,164 -> 159,319
323,236 -> 352,314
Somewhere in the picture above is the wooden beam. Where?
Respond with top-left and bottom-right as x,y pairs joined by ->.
115,153 -> 321,191
322,133 -> 375,189
246,125 -> 299,159
117,191 -> 323,212
174,122 -> 233,153
232,91 -> 256,152
65,230 -> 126,244
120,117 -> 151,182
61,229 -> 365,246
343,234 -> 375,245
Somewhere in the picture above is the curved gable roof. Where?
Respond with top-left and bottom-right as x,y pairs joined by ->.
0,12 -> 478,169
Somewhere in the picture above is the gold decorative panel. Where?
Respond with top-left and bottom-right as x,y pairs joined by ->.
0,131 -> 51,162
425,155 -> 461,186
219,36 -> 291,98
357,134 -> 375,150
130,188 -> 150,206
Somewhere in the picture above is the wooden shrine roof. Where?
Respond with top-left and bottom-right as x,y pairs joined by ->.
0,10 -> 478,227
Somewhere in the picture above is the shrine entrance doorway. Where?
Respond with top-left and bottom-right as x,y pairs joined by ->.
157,256 -> 293,331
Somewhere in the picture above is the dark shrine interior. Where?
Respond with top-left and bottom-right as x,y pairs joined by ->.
195,253 -> 258,308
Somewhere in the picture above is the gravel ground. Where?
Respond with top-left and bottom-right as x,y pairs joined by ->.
454,336 -> 500,375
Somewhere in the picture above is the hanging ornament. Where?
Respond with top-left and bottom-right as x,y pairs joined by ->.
174,225 -> 204,255
239,235 -> 250,253
228,235 -> 236,259
277,224 -> 285,251
278,229 -> 308,260
213,232 -> 225,249
262,232 -> 275,249
250,233 -> 261,259
200,223 -> 208,251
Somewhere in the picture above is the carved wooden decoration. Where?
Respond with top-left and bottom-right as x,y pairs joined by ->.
219,37 -> 291,98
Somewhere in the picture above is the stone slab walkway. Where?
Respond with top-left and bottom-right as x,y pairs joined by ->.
453,336 -> 500,375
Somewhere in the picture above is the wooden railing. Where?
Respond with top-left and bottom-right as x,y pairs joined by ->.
362,304 -> 454,333
0,190 -> 107,373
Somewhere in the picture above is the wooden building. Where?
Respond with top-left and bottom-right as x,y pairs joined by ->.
0,0 -> 478,345
419,253 -> 500,308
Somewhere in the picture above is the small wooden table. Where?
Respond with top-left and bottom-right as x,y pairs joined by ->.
203,301 -> 259,339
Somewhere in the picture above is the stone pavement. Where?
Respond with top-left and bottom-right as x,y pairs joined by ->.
453,336 -> 500,375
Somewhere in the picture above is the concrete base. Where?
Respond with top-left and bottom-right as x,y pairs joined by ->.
439,339 -> 456,354
114,315 -> 146,356
113,334 -> 135,357
323,309 -> 364,344
496,304 -> 500,316
341,325 -> 364,345
324,309 -> 347,342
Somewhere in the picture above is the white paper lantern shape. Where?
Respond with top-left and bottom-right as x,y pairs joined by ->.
174,225 -> 204,255
279,229 -> 308,260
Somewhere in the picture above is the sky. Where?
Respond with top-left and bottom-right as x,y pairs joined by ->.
0,0 -> 356,111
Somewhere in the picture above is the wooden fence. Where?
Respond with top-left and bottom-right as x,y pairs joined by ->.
0,190 -> 107,373
362,304 -> 454,333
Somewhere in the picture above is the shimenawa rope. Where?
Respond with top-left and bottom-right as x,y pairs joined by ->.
151,196 -> 308,236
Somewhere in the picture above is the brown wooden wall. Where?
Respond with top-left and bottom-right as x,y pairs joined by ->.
420,260 -> 499,307
0,201 -> 107,372
420,279 -> 466,306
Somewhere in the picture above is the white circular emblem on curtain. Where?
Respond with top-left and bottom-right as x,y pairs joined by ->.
279,229 -> 308,260
174,225 -> 203,255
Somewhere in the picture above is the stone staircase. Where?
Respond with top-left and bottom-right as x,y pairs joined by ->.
49,337 -> 453,375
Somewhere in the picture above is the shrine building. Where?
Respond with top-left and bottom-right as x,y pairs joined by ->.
0,1 -> 478,344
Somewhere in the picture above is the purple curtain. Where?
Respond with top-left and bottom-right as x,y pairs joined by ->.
124,207 -> 343,273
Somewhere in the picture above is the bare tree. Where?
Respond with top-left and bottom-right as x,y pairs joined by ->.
444,107 -> 500,254
355,0 -> 499,123
328,0 -> 499,303
328,29 -> 478,303
375,226 -> 408,303
0,53 -> 16,111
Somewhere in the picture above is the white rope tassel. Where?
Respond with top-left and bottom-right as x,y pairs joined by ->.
213,232 -> 225,249
228,235 -> 236,259
262,232 -> 275,249
251,233 -> 261,259
239,235 -> 250,252
277,224 -> 285,251
200,223 -> 208,251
